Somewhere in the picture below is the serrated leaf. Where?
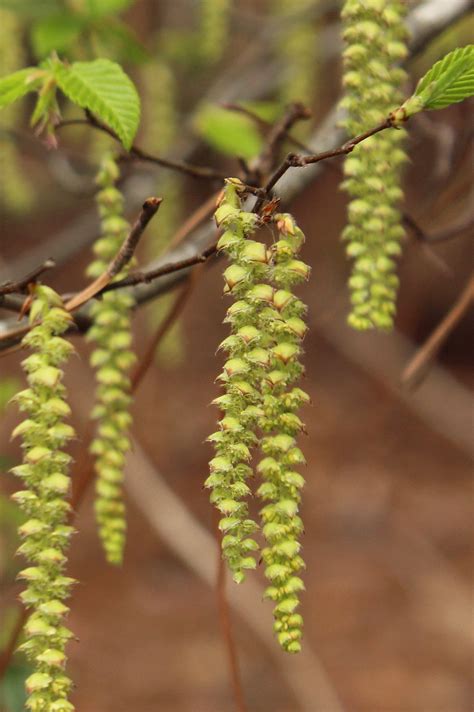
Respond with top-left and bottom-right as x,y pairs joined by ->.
54,58 -> 140,149
31,14 -> 85,59
415,44 -> 474,110
0,68 -> 43,109
194,104 -> 263,159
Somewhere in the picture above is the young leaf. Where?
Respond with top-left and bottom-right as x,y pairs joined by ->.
54,59 -> 140,149
31,14 -> 86,58
414,44 -> 474,110
0,68 -> 43,109
194,104 -> 263,159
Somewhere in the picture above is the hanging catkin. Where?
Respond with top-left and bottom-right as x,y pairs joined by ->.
341,0 -> 409,330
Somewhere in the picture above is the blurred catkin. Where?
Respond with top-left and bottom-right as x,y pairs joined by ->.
87,154 -> 136,565
340,0 -> 409,330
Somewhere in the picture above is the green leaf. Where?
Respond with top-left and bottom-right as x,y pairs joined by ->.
54,59 -> 140,149
31,14 -> 85,59
0,68 -> 43,110
194,104 -> 263,159
415,44 -> 474,110
83,0 -> 133,17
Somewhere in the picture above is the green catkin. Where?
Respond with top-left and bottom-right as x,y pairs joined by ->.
199,0 -> 231,65
258,213 -> 310,653
11,285 -> 76,712
87,154 -> 136,565
273,0 -> 319,113
205,178 -> 267,584
0,9 -> 34,213
340,0 -> 409,331
141,58 -> 185,366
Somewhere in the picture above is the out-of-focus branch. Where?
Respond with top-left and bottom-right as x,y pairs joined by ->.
403,212 -> 474,244
401,273 -> 474,389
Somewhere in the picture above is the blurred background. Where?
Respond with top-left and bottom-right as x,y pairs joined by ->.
0,1 -> 473,711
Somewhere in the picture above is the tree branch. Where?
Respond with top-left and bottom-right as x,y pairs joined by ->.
401,273 -> 474,389
102,242 -> 217,294
255,117 -> 395,211
64,197 -> 162,312
57,115 -> 227,182
0,259 -> 55,296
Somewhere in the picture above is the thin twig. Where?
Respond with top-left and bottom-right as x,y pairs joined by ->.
0,259 -> 56,296
216,524 -> 249,712
401,273 -> 474,389
403,212 -> 474,244
57,116 -> 226,181
102,242 -> 217,294
257,102 -> 312,176
131,278 -> 194,391
64,197 -> 162,312
223,104 -> 313,154
254,117 -> 395,211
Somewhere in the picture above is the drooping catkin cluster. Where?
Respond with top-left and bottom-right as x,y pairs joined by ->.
340,0 -> 409,330
11,285 -> 76,712
87,154 -> 135,565
258,213 -> 310,653
199,0 -> 231,64
207,180 -> 310,652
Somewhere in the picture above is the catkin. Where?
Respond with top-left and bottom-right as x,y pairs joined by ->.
341,0 -> 409,330
87,154 -> 136,565
12,286 -> 76,712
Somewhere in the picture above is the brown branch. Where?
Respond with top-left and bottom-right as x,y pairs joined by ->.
64,197 -> 162,312
102,241 -> 217,294
403,213 -> 474,244
0,259 -> 55,296
257,102 -> 312,176
401,273 -> 474,389
254,116 -> 395,211
222,103 -> 312,153
57,116 -> 226,181
216,526 -> 248,712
